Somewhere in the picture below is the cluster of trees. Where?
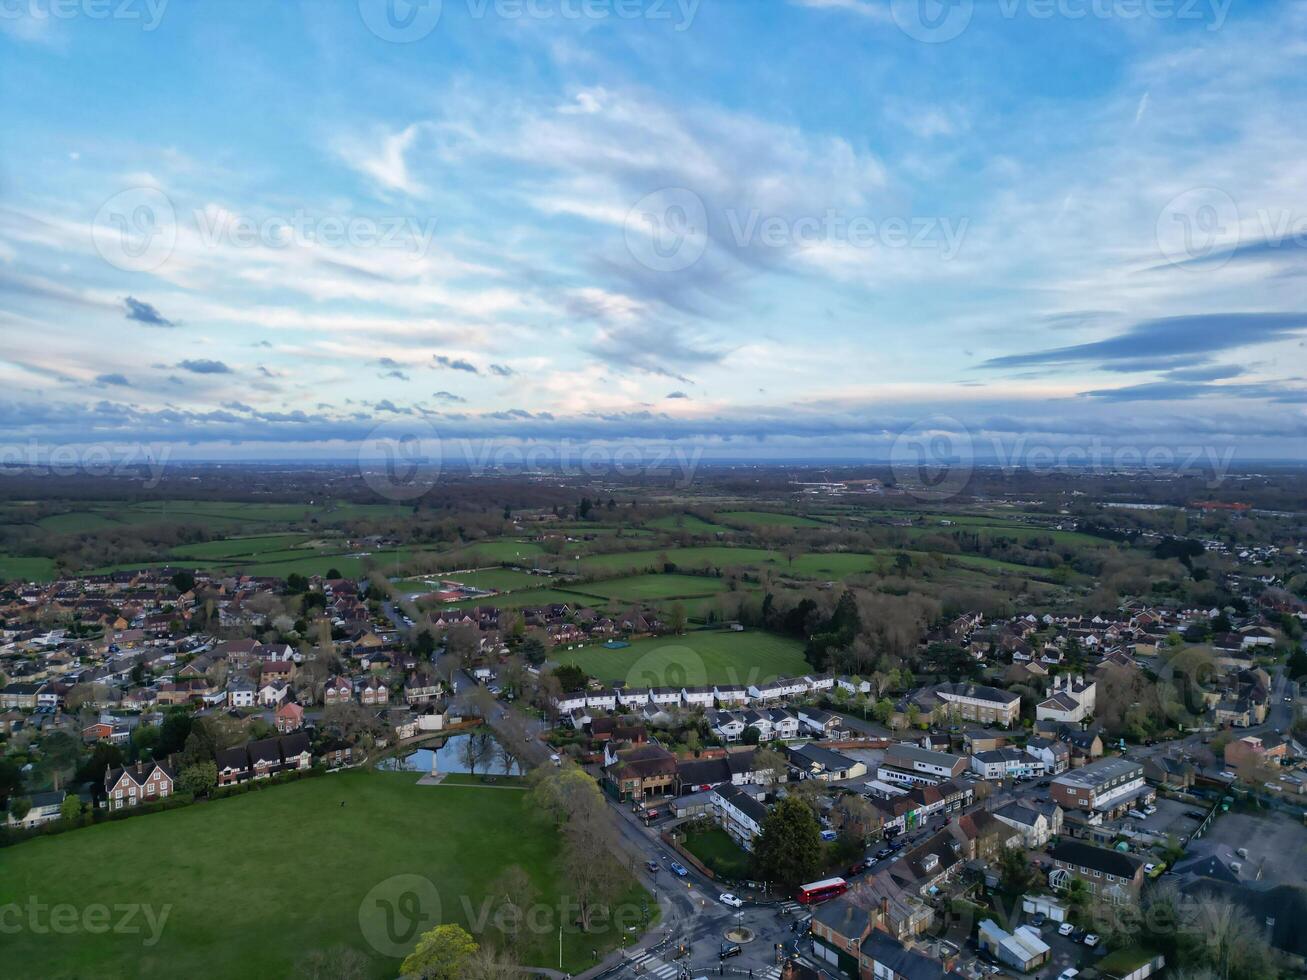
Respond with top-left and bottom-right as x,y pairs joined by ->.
527,765 -> 629,932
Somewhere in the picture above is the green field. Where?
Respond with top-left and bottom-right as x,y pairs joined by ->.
0,554 -> 57,582
718,511 -> 830,528
0,771 -> 647,978
785,552 -> 894,579
408,568 -> 550,593
577,573 -> 730,602
445,587 -> 599,610
645,513 -> 722,533
557,629 -> 808,687
446,540 -> 547,564
169,534 -> 320,560
682,827 -> 752,879
578,546 -> 780,574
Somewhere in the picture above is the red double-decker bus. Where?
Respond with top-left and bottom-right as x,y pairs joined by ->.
796,877 -> 848,904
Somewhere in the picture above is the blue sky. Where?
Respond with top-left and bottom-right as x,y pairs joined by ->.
1,0 -> 1305,464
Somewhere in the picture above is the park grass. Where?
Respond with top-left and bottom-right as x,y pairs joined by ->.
682,827 -> 752,879
0,770 -> 648,979
0,554 -> 57,582
557,629 -> 808,688
576,573 -> 730,602
717,510 -> 830,528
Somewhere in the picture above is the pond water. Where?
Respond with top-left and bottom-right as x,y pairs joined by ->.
379,733 -> 511,775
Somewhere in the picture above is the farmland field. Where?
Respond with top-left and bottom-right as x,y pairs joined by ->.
0,770 -> 648,979
0,554 -> 57,582
556,629 -> 808,687
644,513 -> 722,533
718,510 -> 830,528
410,567 -> 550,592
575,573 -> 730,602
578,546 -> 780,574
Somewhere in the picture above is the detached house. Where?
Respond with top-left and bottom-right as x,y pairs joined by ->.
104,759 -> 176,811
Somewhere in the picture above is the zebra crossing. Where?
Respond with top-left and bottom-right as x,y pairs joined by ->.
624,950 -> 678,978
778,900 -> 804,916
622,949 -> 783,979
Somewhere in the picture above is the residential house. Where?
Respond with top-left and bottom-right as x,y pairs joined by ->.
7,789 -> 67,828
810,898 -> 877,970
787,743 -> 866,781
970,746 -> 1043,781
275,701 -> 305,733
607,744 -> 678,801
798,706 -> 848,738
324,675 -> 353,705
1024,736 -> 1070,775
104,759 -> 176,811
258,681 -> 289,707
1036,675 -> 1097,724
992,801 -> 1063,847
1050,757 -> 1152,819
1048,840 -> 1146,904
712,784 -> 769,851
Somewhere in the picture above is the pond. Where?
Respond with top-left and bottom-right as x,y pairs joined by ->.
379,732 -> 513,775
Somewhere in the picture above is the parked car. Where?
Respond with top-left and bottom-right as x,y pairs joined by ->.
669,862 -> 689,877
1030,912 -> 1047,928
1144,863 -> 1158,875
1186,810 -> 1207,820
1058,922 -> 1075,937
1083,934 -> 1100,948
1058,969 -> 1080,980
719,893 -> 743,908
820,830 -> 838,842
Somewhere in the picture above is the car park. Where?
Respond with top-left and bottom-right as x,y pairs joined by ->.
669,862 -> 689,877
719,893 -> 743,908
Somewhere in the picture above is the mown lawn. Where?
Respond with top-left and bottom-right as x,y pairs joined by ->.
0,770 -> 648,978
682,827 -> 753,879
557,629 -> 808,688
